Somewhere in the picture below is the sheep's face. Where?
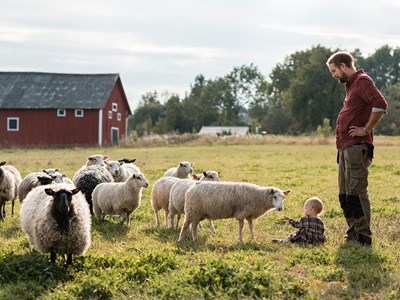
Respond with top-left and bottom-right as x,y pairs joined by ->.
51,172 -> 64,183
37,175 -> 53,186
45,188 -> 80,215
86,154 -> 108,167
105,161 -> 122,177
131,173 -> 149,188
271,189 -> 291,211
179,162 -> 193,174
200,171 -> 221,182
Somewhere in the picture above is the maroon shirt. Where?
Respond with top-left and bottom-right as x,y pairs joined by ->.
336,69 -> 388,149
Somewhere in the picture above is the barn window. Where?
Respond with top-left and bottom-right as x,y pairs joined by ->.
112,103 -> 118,112
108,111 -> 112,119
75,109 -> 84,117
57,109 -> 66,117
7,117 -> 19,131
117,113 -> 121,121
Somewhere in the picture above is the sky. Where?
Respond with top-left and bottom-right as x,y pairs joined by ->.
1,0 -> 400,110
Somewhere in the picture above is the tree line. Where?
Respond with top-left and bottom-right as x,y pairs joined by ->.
128,45 -> 400,136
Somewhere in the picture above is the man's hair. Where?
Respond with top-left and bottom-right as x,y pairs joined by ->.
305,197 -> 324,214
326,51 -> 354,68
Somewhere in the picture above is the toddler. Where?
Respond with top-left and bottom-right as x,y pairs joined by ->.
273,197 -> 326,245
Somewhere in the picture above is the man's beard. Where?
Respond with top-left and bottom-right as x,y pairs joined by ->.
338,73 -> 348,83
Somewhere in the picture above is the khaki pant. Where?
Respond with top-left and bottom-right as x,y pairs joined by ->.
338,144 -> 372,243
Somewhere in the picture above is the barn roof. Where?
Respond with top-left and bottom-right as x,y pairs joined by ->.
0,72 -> 123,109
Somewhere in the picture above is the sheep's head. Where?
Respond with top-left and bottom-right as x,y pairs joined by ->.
179,162 -> 193,174
130,173 -> 149,188
86,154 -> 108,166
37,175 -> 53,186
200,171 -> 221,182
270,188 -> 291,211
45,187 -> 80,216
105,160 -> 122,177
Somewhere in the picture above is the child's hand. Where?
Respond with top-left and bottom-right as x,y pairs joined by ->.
281,215 -> 290,221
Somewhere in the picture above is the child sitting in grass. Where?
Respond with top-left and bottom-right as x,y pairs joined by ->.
273,197 -> 326,245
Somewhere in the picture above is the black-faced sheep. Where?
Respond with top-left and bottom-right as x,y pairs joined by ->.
72,165 -> 114,214
18,172 -> 54,202
20,184 -> 91,266
178,181 -> 291,242
163,162 -> 193,179
92,173 -> 149,225
168,171 -> 221,229
0,161 -> 22,219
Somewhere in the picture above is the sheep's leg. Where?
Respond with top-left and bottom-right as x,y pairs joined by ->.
126,213 -> 131,226
176,214 -> 181,229
12,199 -> 15,216
66,254 -> 72,266
247,218 -> 254,241
169,211 -> 175,229
164,208 -> 169,227
178,218 -> 191,242
191,221 -> 199,241
50,251 -> 56,264
237,219 -> 244,243
0,200 -> 4,220
154,210 -> 160,227
208,220 -> 216,234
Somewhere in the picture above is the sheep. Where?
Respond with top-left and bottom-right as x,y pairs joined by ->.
20,183 -> 91,266
72,165 -> 114,214
169,171 -> 221,229
92,173 -> 149,225
73,154 -> 109,177
18,172 -> 54,202
164,162 -> 193,179
178,181 -> 291,242
0,161 -> 22,219
151,176 -> 181,227
51,171 -> 74,185
118,158 -> 141,172
104,160 -> 135,183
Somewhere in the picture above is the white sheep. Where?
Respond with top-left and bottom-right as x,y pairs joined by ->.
104,160 -> 134,182
178,181 -> 291,242
51,171 -> 74,185
0,161 -> 22,219
169,171 -> 221,229
151,176 -> 181,227
92,173 -> 149,225
164,162 -> 193,179
72,165 -> 114,214
118,158 -> 141,173
73,154 -> 109,176
20,183 -> 91,266
18,172 -> 54,202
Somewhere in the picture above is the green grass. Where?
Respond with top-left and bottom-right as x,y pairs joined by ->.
1,139 -> 400,299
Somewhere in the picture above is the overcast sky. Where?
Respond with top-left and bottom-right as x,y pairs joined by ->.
1,0 -> 400,110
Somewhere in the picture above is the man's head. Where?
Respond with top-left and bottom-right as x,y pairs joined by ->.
326,51 -> 356,83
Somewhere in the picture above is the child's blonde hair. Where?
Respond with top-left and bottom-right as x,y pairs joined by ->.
304,197 -> 324,214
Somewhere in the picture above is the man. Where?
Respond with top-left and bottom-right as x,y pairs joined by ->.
326,51 -> 388,246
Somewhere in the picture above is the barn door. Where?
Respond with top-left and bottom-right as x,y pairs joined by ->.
111,127 -> 119,145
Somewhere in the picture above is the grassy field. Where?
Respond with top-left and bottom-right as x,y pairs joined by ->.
1,137 -> 400,299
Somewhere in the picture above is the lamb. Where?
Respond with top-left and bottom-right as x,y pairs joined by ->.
164,162 -> 193,179
178,181 -> 291,242
72,165 -> 114,214
20,184 -> 91,266
105,160 -> 137,182
169,171 -> 221,229
92,173 -> 149,225
151,176 -> 181,227
18,172 -> 54,202
0,161 -> 22,219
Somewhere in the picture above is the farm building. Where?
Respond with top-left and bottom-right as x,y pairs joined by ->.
198,126 -> 250,136
0,72 -> 131,147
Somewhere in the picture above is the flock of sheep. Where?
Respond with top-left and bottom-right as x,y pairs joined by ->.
0,155 -> 290,266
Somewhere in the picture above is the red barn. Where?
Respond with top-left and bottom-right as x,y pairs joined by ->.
0,72 -> 132,147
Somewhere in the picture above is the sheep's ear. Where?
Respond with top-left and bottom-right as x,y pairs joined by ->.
104,156 -> 109,161
132,159 -> 136,163
88,157 -> 94,161
269,188 -> 275,195
104,161 -> 109,165
71,188 -> 80,195
0,161 -> 6,166
45,188 -> 54,196
179,162 -> 184,167
62,174 -> 67,178
202,171 -> 207,177
119,161 -> 124,166
191,162 -> 194,166
55,168 -> 60,172
218,171 -> 221,176
192,174 -> 200,180
283,190 -> 291,195
42,169 -> 47,173
131,174 -> 137,179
